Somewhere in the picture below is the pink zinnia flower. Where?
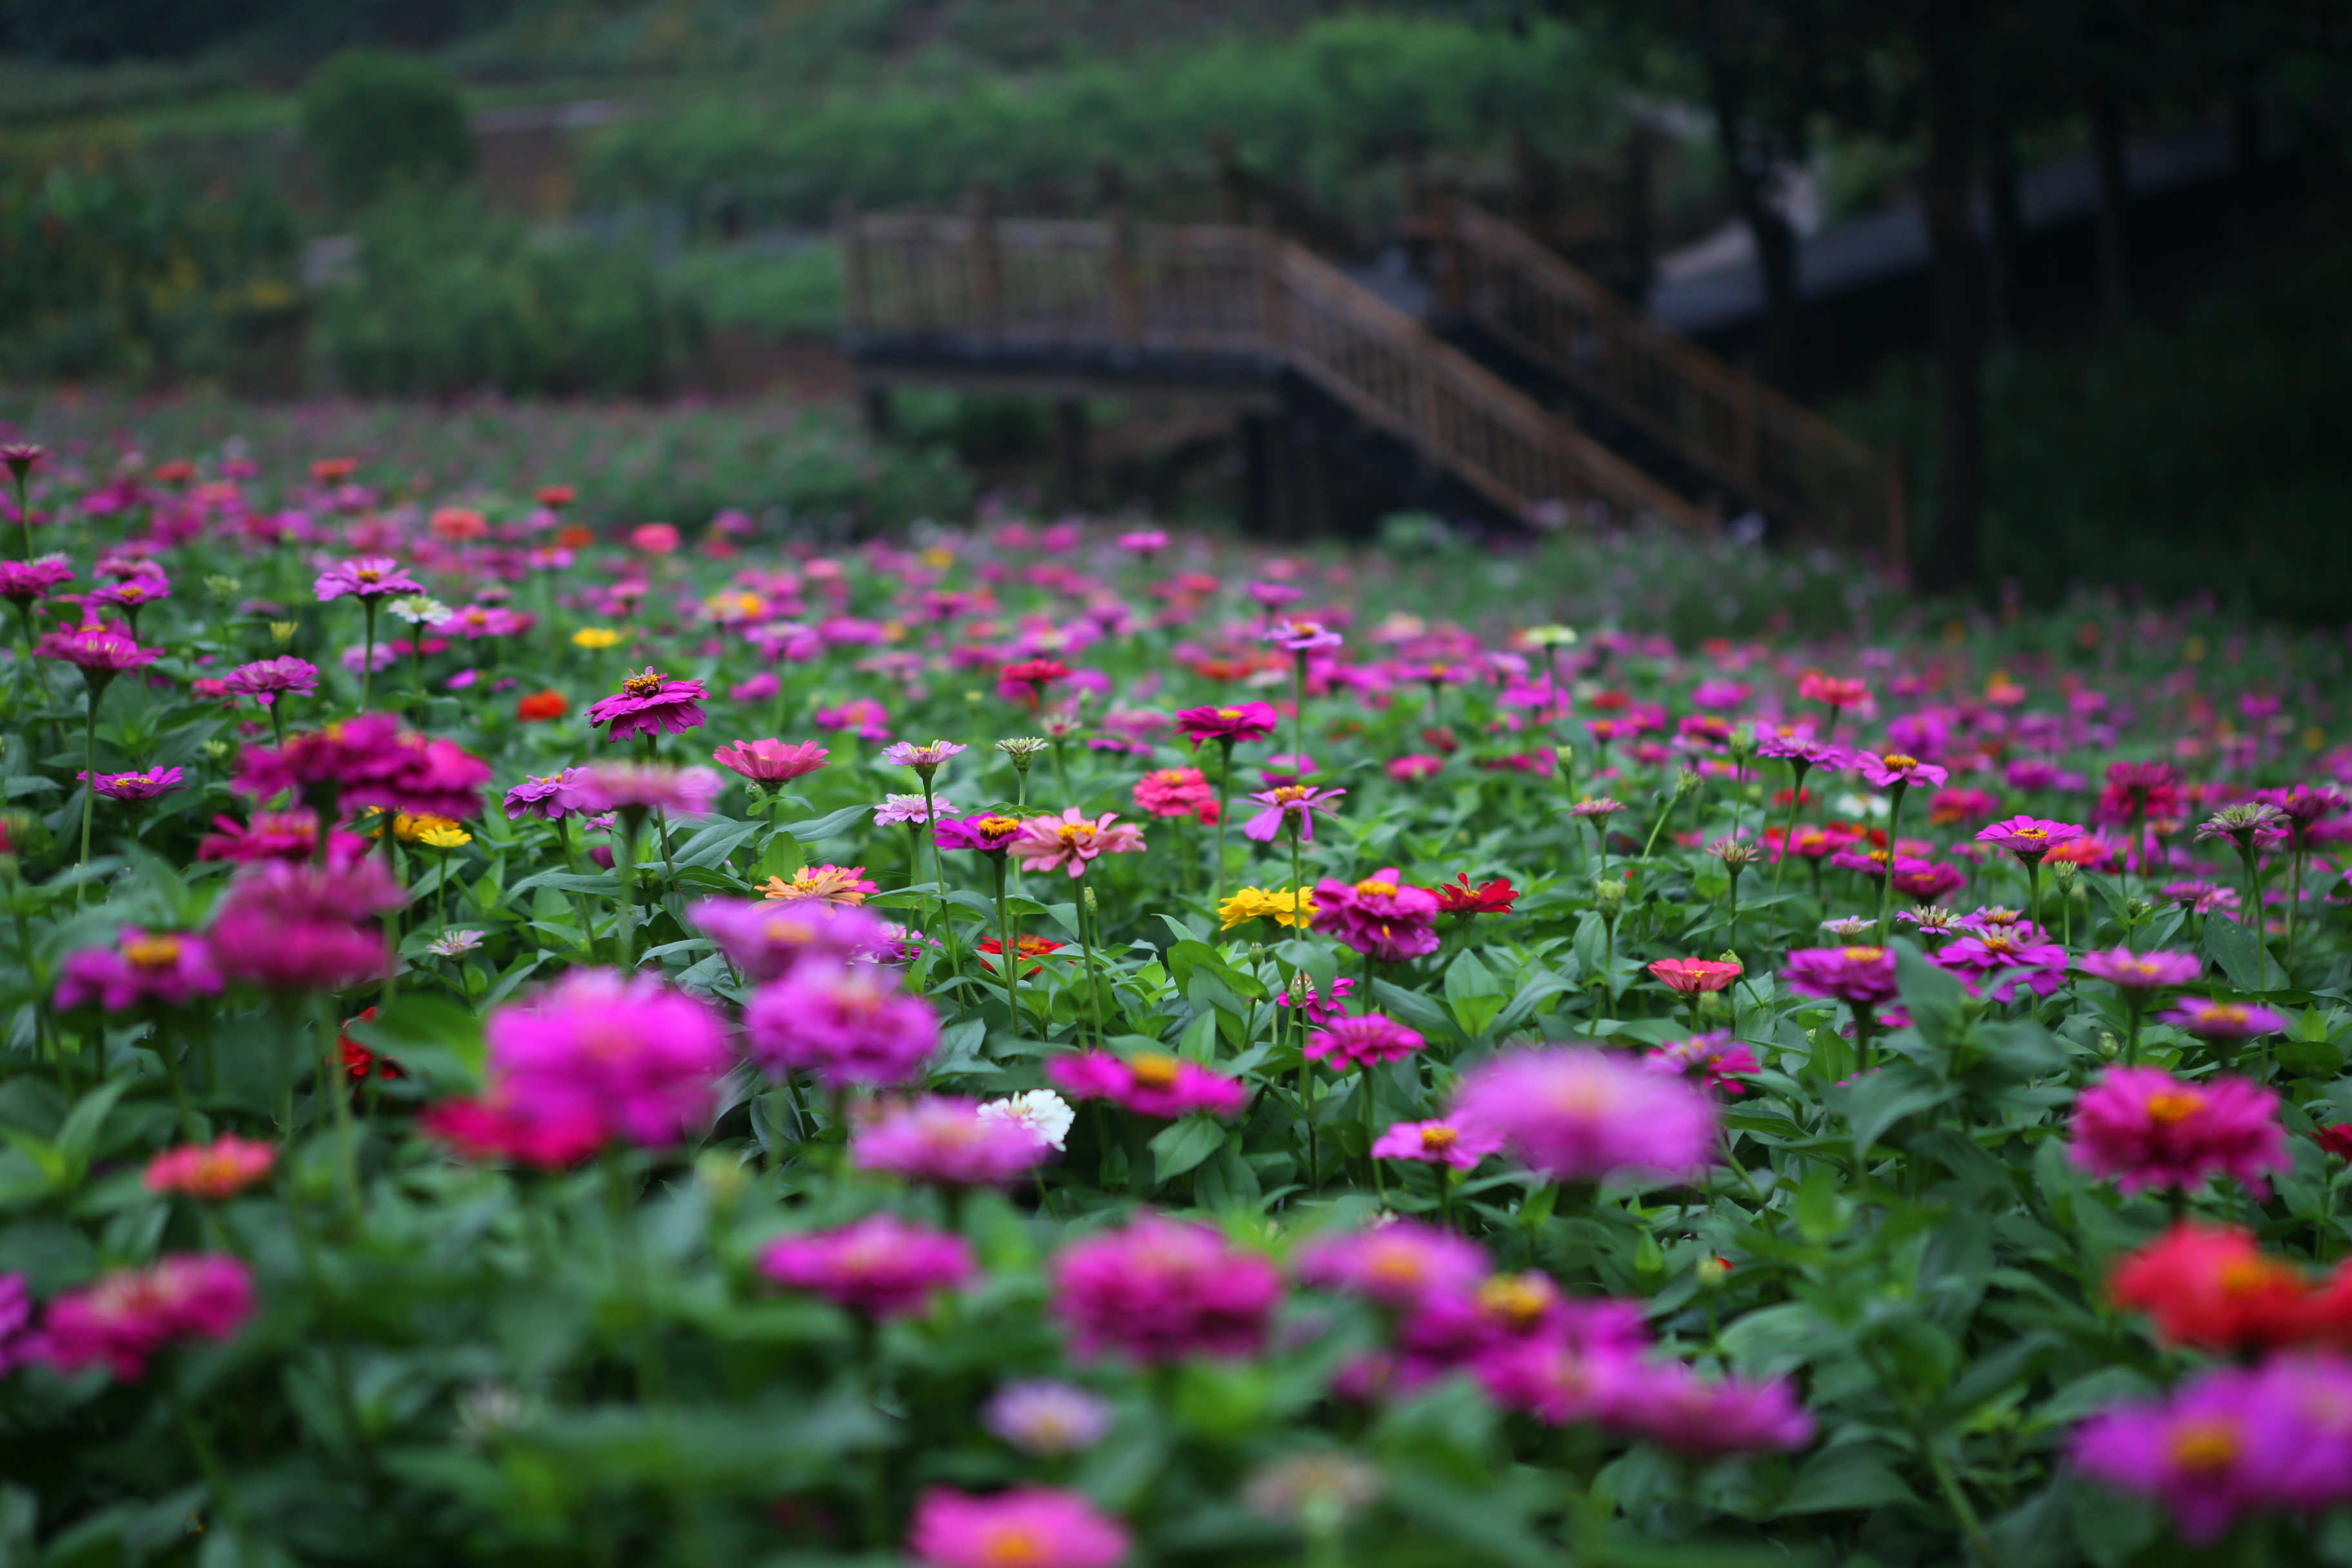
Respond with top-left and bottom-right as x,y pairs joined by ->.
758,1215 -> 974,1319
1644,1032 -> 1759,1095
39,1253 -> 255,1380
1647,957 -> 1741,995
880,738 -> 968,776
874,792 -> 952,826
1050,1215 -> 1282,1364
1309,869 -> 1441,962
1475,1336 -> 1637,1426
1797,673 -> 1868,708
1780,945 -> 1900,1006
55,928 -> 222,1012
935,812 -> 1026,854
1931,933 -> 2072,1002
983,1382 -> 1114,1455
1297,1220 -> 1489,1308
1387,753 -> 1446,782
34,620 -> 159,682
711,738 -> 829,782
854,1097 -> 1051,1185
313,556 -> 422,601
1452,1047 -> 1716,1184
1008,808 -> 1146,878
2070,1360 -> 2338,1544
1240,782 -> 1346,843
743,961 -> 939,1088
1048,1050 -> 1249,1119
2068,1066 -> 2288,1197
569,763 -> 722,818
1974,815 -> 2086,864
1371,1118 -> 1502,1170
1304,1013 -> 1426,1069
504,767 -> 589,821
79,766 -> 185,802
1275,973 -> 1354,1026
1132,766 -> 1215,820
587,667 -> 710,740
906,1487 -> 1130,1568
1266,618 -> 1344,652
688,898 -> 892,980
1607,1361 -> 1816,1456
1175,702 -> 1281,744
2162,999 -> 2291,1043
144,1135 -> 276,1199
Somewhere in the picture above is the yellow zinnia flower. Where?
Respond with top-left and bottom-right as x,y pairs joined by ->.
571,627 -> 624,649
1217,886 -> 1315,930
414,821 -> 473,850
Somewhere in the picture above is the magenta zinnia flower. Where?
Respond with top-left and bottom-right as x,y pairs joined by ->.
743,961 -> 939,1088
0,555 -> 72,607
1607,1361 -> 1816,1456
853,1097 -> 1051,1186
711,738 -> 829,782
55,928 -> 222,1012
569,763 -> 722,818
1930,933 -> 2072,1002
1643,1032 -> 1759,1095
219,656 -> 318,707
587,667 -> 710,740
1371,1117 -> 1502,1170
1175,701 -> 1281,743
2070,1360 -> 2337,1544
1241,783 -> 1347,843
208,858 -> 403,992
1297,1220 -> 1489,1309
1452,1047 -> 1716,1184
79,767 -> 184,801
2068,1066 -> 2288,1196
1309,868 -> 1441,962
1974,815 -> 2085,864
503,768 -> 589,821
1050,1215 -> 1282,1364
314,556 -> 423,602
39,1254 -> 255,1380
688,898 -> 892,980
2079,948 -> 2203,991
1780,945 -> 1900,1006
758,1215 -> 974,1319
1857,751 -> 1948,789
1304,1013 -> 1426,1069
433,970 -> 731,1161
935,812 -> 1025,854
1047,1050 -> 1249,1119
34,620 -> 158,683
1008,808 -> 1146,878
906,1487 -> 1131,1568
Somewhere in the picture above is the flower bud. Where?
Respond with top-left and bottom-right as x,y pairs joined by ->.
1696,1255 -> 1733,1289
1592,877 -> 1626,912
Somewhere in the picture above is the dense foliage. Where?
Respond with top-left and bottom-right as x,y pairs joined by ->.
297,50 -> 475,210
0,417 -> 2347,1567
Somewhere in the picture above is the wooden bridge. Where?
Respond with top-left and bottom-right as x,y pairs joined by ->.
839,195 -> 1906,565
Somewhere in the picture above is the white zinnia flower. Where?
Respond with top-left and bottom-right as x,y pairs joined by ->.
977,1089 -> 1075,1150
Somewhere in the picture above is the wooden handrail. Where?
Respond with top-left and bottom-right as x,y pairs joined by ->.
1432,199 -> 1904,565
843,210 -> 1709,531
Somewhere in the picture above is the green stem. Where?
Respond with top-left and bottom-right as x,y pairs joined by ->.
77,687 -> 98,889
1078,888 -> 1106,1048
602,1150 -> 671,1404
317,1001 -> 360,1222
1211,738 -> 1234,913
1770,761 -> 1810,892
1876,782 -> 1907,941
993,856 -> 1021,1035
360,598 -> 378,711
614,811 -> 641,970
2239,843 -> 2266,991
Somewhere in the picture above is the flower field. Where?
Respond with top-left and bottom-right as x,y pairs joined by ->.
0,427 -> 2350,1568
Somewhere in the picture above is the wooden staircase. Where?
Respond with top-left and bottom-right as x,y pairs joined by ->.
1417,196 -> 1907,567
842,209 -> 1709,533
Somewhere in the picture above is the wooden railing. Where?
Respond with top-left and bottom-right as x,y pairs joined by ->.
843,207 -> 1709,531
1424,198 -> 1905,567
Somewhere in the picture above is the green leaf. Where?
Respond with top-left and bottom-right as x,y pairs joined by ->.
1778,1444 -> 1921,1514
781,803 -> 874,843
1444,949 -> 1505,1036
1148,1115 -> 1226,1182
1839,1066 -> 1954,1157
2203,912 -> 2268,993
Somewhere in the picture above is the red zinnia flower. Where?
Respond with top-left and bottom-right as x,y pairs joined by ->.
977,936 -> 1068,977
337,1008 -> 405,1083
1649,957 -> 1743,994
1436,874 -> 1517,916
516,689 -> 569,723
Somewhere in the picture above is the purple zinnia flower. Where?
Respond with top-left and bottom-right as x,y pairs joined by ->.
1297,1220 -> 1489,1309
1781,945 -> 1900,1006
1050,1215 -> 1283,1364
1856,751 -> 1948,789
219,656 -> 319,708
1304,1013 -> 1427,1069
688,898 -> 893,980
743,961 -> 939,1088
313,556 -> 422,602
503,768 -> 589,821
1973,815 -> 2085,865
852,1097 -> 1050,1186
982,1380 -> 1114,1456
79,767 -> 185,801
1241,783 -> 1347,843
2162,998 -> 2290,1043
1371,1117 -> 1502,1170
2068,1066 -> 2288,1197
758,1215 -> 972,1319
568,763 -> 721,818
2079,948 -> 2203,990
1309,868 -> 1441,962
1643,1032 -> 1759,1095
55,929 -> 223,1012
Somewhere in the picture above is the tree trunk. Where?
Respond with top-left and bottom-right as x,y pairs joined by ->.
1917,0 -> 1986,592
1708,66 -> 1803,387
2088,88 -> 2132,326
1984,115 -> 2023,340
2232,92 -> 2264,246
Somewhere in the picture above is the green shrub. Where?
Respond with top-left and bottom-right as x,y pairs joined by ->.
299,49 -> 473,208
315,187 -> 699,398
582,14 -> 1619,234
0,145 -> 300,383
667,242 -> 843,336
1836,238 -> 2352,623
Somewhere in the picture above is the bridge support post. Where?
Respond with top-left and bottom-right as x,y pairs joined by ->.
1054,398 -> 1090,514
860,385 -> 894,440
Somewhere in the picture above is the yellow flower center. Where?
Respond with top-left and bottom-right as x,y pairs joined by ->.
2146,1091 -> 2204,1125
2013,826 -> 2048,840
1055,823 -> 1097,845
355,567 -> 382,582
1477,1275 -> 1551,1328
622,671 -> 665,697
978,1529 -> 1049,1567
2206,1005 -> 2249,1027
122,935 -> 182,969
1420,1125 -> 1458,1151
977,816 -> 1020,836
1355,879 -> 1397,897
1128,1053 -> 1181,1090
1883,754 -> 1918,770
1268,785 -> 1312,804
2168,1420 -> 2241,1473
1217,707 -> 1242,720
1840,946 -> 1885,963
